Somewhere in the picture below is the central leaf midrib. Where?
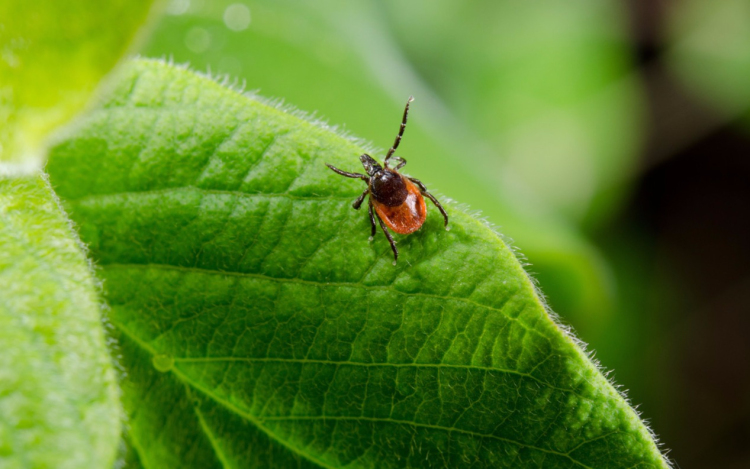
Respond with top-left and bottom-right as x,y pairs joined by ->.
67,186 -> 355,204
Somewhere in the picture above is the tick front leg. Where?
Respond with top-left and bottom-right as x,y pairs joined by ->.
368,201 -> 377,240
326,163 -> 368,180
352,187 -> 370,210
385,96 -> 414,163
408,177 -> 449,228
376,214 -> 399,263
386,156 -> 407,171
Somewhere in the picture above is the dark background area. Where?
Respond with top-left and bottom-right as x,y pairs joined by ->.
616,1 -> 750,466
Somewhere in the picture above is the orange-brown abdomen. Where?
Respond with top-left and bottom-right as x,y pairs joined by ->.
372,177 -> 426,234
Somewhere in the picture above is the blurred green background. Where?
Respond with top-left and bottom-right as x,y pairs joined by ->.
140,1 -> 750,467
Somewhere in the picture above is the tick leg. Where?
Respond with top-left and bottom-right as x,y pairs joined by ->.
424,191 -> 449,228
409,177 -> 449,228
376,214 -> 399,262
326,163 -> 368,181
386,156 -> 407,170
408,177 -> 428,192
384,96 -> 414,165
352,187 -> 370,210
368,201 -> 377,240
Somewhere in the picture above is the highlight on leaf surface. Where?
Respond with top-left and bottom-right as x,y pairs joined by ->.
47,58 -> 671,468
0,0 -> 161,170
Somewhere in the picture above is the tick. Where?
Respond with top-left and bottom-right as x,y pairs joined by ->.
326,97 -> 449,263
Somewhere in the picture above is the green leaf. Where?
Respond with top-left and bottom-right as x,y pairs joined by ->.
0,174 -> 121,468
0,0 -> 161,168
47,59 -> 669,468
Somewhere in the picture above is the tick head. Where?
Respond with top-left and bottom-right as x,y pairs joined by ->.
360,154 -> 382,177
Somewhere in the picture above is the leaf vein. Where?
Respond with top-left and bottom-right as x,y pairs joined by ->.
257,415 -> 595,469
172,356 -> 580,396
188,386 -> 235,469
116,321 -> 335,469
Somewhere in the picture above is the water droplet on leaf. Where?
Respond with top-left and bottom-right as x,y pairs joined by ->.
152,353 -> 174,372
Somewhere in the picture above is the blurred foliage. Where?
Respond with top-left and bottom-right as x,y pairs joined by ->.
141,0 -> 647,338
381,0 -> 644,225
667,0 -> 750,124
0,0 -> 161,169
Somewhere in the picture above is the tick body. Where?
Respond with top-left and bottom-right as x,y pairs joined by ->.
326,97 -> 449,263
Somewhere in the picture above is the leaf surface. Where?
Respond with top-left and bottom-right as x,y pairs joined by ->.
0,174 -> 121,468
47,59 -> 669,468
